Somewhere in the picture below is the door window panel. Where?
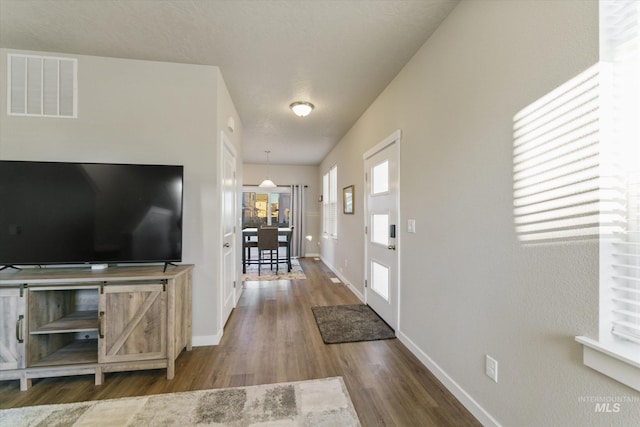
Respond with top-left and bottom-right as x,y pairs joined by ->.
371,161 -> 389,194
371,214 -> 389,245
371,260 -> 390,301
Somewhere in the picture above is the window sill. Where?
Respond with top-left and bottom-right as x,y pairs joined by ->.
575,336 -> 640,392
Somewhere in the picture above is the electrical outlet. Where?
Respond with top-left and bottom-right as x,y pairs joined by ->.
344,259 -> 348,267
485,355 -> 498,383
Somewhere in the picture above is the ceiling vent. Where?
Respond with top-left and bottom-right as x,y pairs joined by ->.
8,54 -> 77,118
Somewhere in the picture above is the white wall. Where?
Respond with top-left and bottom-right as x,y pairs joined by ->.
243,163 -> 320,256
0,49 -> 243,343
321,1 -> 640,426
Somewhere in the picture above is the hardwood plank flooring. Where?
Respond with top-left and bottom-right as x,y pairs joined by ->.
0,258 -> 480,426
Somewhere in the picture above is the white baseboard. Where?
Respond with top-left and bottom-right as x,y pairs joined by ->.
304,252 -> 320,258
397,331 -> 501,427
315,256 -> 497,425
319,256 -> 364,302
192,330 -> 223,347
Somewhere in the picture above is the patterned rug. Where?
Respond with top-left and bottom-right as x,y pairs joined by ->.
0,377 -> 359,426
311,304 -> 396,344
242,258 -> 306,281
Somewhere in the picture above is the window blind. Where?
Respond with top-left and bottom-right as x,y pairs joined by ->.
322,172 -> 329,235
322,165 -> 337,237
329,165 -> 337,237
601,0 -> 640,344
611,176 -> 640,344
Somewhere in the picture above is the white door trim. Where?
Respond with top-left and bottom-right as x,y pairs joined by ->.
363,129 -> 401,330
220,130 -> 238,331
363,129 -> 401,160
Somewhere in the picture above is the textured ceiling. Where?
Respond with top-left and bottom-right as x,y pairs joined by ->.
0,0 -> 458,165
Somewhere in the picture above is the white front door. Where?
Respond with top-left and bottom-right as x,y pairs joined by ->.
364,130 -> 400,330
221,131 -> 238,327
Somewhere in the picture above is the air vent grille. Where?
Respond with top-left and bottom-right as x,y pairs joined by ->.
8,54 -> 77,118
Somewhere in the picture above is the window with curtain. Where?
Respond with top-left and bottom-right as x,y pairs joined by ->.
322,165 -> 337,237
242,186 -> 291,228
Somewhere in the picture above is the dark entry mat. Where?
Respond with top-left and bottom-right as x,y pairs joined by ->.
311,304 -> 395,344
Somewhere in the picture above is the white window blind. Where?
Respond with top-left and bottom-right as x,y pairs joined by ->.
601,0 -> 640,344
322,165 -> 337,237
8,54 -> 77,118
329,165 -> 337,237
611,176 -> 640,344
322,172 -> 329,235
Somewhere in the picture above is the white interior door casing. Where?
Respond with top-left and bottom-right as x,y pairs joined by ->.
364,130 -> 401,330
221,131 -> 238,328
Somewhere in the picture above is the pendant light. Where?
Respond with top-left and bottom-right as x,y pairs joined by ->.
259,150 -> 277,188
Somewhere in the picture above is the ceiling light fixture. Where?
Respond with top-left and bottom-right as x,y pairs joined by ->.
259,150 -> 277,188
290,101 -> 314,117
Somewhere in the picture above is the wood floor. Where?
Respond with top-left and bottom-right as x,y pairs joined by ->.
0,258 -> 480,426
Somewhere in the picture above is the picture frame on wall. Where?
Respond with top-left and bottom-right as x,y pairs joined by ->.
343,185 -> 354,214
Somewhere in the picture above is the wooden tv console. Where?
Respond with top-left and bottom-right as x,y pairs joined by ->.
0,264 -> 193,391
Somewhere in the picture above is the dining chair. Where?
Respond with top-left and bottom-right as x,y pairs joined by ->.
258,226 -> 279,275
244,230 -> 258,264
279,226 -> 294,272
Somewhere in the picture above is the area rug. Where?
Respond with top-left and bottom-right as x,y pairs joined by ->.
311,304 -> 395,344
0,377 -> 360,427
243,258 -> 306,281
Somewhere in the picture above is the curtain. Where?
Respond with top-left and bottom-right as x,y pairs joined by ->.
290,184 -> 306,258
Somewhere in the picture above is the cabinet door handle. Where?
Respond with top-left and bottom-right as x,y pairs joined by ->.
98,311 -> 105,339
16,315 -> 24,343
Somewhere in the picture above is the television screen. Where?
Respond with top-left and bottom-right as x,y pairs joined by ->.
0,160 -> 183,266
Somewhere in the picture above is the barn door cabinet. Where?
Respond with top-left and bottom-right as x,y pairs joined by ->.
0,287 -> 27,389
0,264 -> 192,391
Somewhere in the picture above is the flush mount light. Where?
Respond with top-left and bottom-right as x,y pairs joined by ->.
290,101 -> 314,117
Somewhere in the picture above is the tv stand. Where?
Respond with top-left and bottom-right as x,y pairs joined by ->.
163,262 -> 178,272
0,265 -> 21,272
0,264 -> 193,391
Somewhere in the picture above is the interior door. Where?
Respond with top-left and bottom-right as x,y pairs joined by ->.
364,130 -> 400,329
221,131 -> 238,326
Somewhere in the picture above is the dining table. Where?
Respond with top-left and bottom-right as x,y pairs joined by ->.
242,227 -> 293,273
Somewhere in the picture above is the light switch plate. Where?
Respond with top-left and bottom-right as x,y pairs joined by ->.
485,355 -> 498,383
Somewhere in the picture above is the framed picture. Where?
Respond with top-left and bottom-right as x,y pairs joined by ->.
343,185 -> 354,214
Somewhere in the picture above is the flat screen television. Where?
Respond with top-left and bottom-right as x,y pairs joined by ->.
0,160 -> 183,267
